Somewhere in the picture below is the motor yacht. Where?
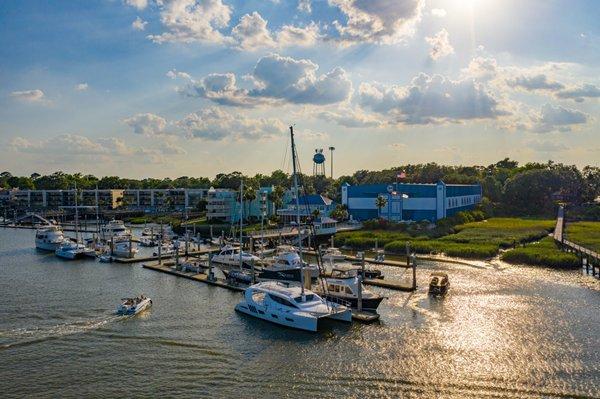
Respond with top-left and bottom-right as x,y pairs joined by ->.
258,251 -> 319,282
235,281 -> 352,332
110,238 -> 138,258
211,245 -> 260,272
55,241 -> 95,260
116,295 -> 152,315
316,268 -> 384,311
101,220 -> 130,239
321,246 -> 346,262
35,225 -> 66,251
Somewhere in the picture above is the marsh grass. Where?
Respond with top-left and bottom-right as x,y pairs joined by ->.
565,221 -> 600,253
501,237 -> 580,268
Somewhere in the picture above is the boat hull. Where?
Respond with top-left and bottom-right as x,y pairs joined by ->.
235,303 -> 319,332
36,241 -> 63,251
116,299 -> 152,315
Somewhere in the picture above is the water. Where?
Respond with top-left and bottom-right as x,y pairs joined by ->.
1,228 -> 599,398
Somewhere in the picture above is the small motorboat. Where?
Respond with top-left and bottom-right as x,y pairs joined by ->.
98,253 -> 112,263
116,295 -> 152,315
429,272 -> 449,296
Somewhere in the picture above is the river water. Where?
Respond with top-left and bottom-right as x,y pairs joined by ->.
1,227 -> 599,398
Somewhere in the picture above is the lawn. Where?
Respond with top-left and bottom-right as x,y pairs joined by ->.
565,221 -> 600,253
336,218 -> 556,260
501,237 -> 580,268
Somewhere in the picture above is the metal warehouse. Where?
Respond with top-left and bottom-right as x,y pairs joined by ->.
341,181 -> 482,222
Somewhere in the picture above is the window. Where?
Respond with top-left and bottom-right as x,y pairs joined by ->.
269,294 -> 297,308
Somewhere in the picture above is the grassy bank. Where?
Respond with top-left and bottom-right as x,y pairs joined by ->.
336,218 -> 555,260
565,221 -> 600,253
501,237 -> 580,268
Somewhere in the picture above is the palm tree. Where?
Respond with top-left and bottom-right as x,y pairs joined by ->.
375,195 -> 388,218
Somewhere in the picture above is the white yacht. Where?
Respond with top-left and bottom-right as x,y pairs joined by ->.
316,268 -> 385,311
321,247 -> 346,262
101,220 -> 130,239
55,241 -> 95,260
259,251 -> 319,282
116,295 -> 152,315
235,281 -> 352,332
211,245 -> 260,271
110,238 -> 138,258
35,225 -> 66,251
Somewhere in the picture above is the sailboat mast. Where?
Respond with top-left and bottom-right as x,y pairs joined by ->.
239,179 -> 244,271
290,126 -> 305,296
74,182 -> 79,244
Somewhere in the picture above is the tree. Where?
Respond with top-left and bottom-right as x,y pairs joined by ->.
375,195 -> 387,217
330,204 -> 349,221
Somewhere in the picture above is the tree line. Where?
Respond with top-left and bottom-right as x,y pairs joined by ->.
2,158 -> 599,217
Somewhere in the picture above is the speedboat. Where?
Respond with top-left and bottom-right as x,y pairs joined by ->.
235,281 -> 352,332
429,272 -> 449,296
258,251 -> 319,282
211,245 -> 260,271
55,241 -> 95,260
35,225 -> 66,251
321,246 -> 346,262
101,220 -> 130,239
316,267 -> 385,311
116,295 -> 152,315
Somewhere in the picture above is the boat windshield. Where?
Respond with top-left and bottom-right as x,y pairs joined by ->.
294,294 -> 317,303
268,294 -> 298,308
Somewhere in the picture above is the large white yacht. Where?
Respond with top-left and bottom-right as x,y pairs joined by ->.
110,238 -> 138,258
35,225 -> 66,251
235,281 -> 352,332
101,220 -> 130,239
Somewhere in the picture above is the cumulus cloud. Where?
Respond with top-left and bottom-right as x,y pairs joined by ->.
431,8 -> 446,17
132,16 -> 148,31
531,103 -> 588,133
125,0 -> 148,10
425,29 -> 453,60
123,113 -> 168,136
166,69 -> 192,80
177,107 -> 286,141
75,83 -> 88,91
330,0 -> 423,45
231,12 -> 276,50
359,73 -> 507,124
147,0 -> 232,44
555,83 -> 600,102
181,53 -> 352,107
10,89 -> 45,103
506,74 -> 565,91
276,23 -> 320,47
461,57 -> 498,82
298,0 -> 312,13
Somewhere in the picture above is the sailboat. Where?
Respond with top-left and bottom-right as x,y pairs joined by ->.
55,184 -> 95,260
235,126 -> 352,331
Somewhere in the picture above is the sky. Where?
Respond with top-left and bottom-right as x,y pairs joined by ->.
1,0 -> 599,179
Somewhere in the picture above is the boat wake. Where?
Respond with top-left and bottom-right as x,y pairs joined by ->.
0,314 -> 121,350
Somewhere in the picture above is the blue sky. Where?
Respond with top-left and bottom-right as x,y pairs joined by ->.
1,0 -> 599,179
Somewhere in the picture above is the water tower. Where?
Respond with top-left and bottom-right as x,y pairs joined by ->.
313,149 -> 326,176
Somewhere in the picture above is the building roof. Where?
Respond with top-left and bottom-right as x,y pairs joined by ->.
286,194 -> 333,206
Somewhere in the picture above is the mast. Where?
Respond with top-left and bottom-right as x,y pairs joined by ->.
239,179 -> 244,272
74,182 -> 79,244
95,184 -> 100,237
290,126 -> 305,297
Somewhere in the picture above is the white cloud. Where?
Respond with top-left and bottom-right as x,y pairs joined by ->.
298,0 -> 312,13
182,53 -> 352,106
425,29 -> 453,60
231,12 -> 276,50
10,89 -> 45,103
462,57 -> 498,82
531,103 -> 588,133
123,113 -> 169,136
147,0 -> 232,44
75,83 -> 89,91
431,8 -> 446,17
276,23 -> 320,48
166,69 -> 192,80
177,107 -> 286,141
125,0 -> 148,10
330,0 -> 423,45
132,16 -> 148,31
359,73 -> 508,124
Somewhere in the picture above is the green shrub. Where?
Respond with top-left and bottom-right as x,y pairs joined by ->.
501,237 -> 580,268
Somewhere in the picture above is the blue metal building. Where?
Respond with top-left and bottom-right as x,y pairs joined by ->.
341,181 -> 482,222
